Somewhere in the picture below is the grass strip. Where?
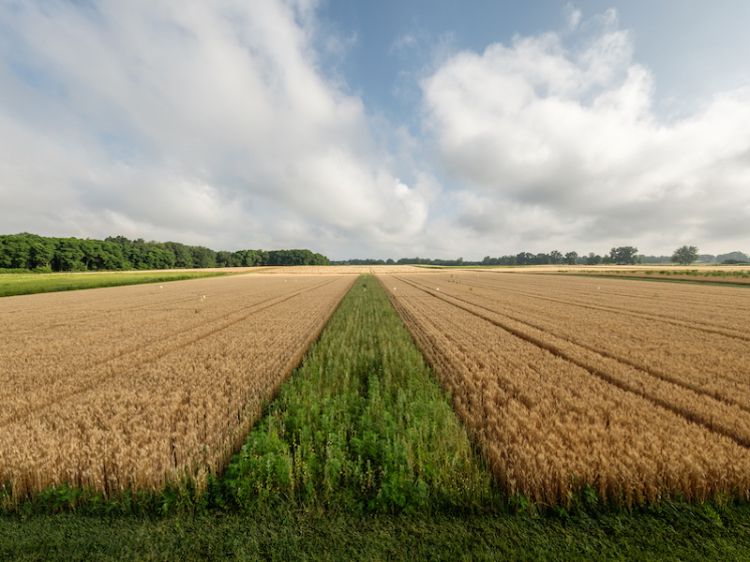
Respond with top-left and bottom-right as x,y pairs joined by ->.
3,504 -> 750,561
217,274 -> 498,513
0,270 -> 232,297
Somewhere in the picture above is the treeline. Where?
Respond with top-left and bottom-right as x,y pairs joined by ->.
336,247 -> 749,267
481,246 -> 641,266
334,247 -> 644,266
0,233 -> 329,272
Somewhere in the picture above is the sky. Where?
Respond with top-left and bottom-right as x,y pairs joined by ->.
1,1 -> 749,260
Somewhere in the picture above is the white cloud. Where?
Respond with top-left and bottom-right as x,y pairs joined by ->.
390,33 -> 418,53
1,3 -> 749,259
0,0 -> 426,255
565,4 -> 582,31
421,9 -> 750,255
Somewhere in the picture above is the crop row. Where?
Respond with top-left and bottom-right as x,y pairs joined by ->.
379,272 -> 750,505
0,273 -> 354,502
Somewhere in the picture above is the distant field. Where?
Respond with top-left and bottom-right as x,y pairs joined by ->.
0,270 -> 234,297
422,263 -> 750,285
419,263 -> 750,273
555,268 -> 750,285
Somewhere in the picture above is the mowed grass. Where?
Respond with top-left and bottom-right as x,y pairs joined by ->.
4,505 -> 750,562
4,274 -> 750,560
0,270 -> 231,297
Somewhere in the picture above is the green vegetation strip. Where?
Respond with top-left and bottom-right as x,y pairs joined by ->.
217,274 -> 497,513
0,270 -> 231,298
4,505 -> 750,562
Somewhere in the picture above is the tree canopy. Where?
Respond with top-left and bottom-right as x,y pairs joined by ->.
0,233 -> 329,272
609,246 -> 640,265
671,245 -> 699,265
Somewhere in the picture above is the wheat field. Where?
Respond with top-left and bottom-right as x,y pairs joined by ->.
379,270 -> 750,505
0,273 -> 354,501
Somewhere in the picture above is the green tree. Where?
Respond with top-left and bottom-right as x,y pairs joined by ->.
609,246 -> 639,265
671,245 -> 699,265
564,251 -> 578,265
52,239 -> 86,271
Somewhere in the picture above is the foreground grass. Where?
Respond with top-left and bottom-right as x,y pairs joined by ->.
3,504 -> 750,561
0,270 -> 231,297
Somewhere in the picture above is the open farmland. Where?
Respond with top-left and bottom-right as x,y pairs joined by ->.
3,268 -> 750,561
379,270 -> 750,506
0,272 -> 354,503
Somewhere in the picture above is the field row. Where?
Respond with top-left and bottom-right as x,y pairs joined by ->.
379,271 -> 750,505
555,269 -> 750,285
0,273 -> 354,501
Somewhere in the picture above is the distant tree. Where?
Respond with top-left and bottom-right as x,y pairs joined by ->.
716,251 -> 749,264
215,250 -> 233,267
549,250 -> 563,264
164,242 -> 194,268
28,238 -> 55,270
190,246 -> 217,268
609,246 -> 639,265
671,245 -> 699,265
564,251 -> 578,265
515,252 -> 534,266
585,253 -> 602,265
52,239 -> 86,271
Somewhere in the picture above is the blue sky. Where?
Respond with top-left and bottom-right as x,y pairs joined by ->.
322,0 -> 750,122
1,1 -> 749,259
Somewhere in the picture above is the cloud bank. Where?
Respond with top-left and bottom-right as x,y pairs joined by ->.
422,9 -> 750,255
0,3 -> 748,258
0,0 -> 426,256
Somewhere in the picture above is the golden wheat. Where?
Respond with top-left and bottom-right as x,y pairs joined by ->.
380,271 -> 750,505
0,273 -> 354,500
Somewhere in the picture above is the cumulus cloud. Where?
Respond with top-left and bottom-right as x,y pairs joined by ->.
0,0 -> 426,255
422,9 -> 750,254
2,3 -> 749,259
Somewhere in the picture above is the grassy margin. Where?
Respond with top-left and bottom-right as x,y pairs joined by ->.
0,270 -> 235,298
3,503 -> 750,561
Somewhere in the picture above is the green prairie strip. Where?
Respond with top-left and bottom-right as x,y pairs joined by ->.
217,274 -> 498,513
0,270 -> 231,298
